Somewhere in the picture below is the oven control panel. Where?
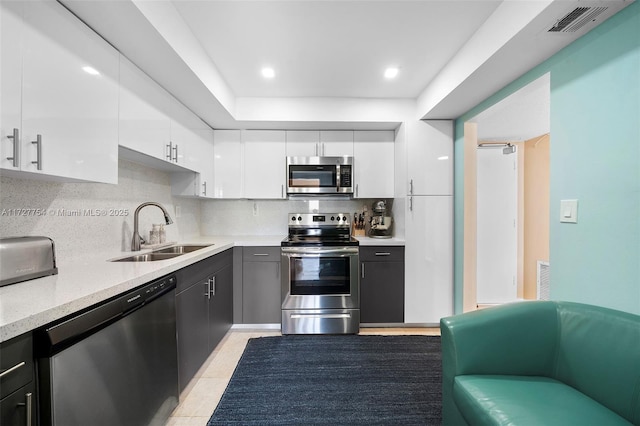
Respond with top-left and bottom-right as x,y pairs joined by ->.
289,213 -> 351,227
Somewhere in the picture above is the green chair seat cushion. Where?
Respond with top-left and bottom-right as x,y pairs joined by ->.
453,375 -> 632,426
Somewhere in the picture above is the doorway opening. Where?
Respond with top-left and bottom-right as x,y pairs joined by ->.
463,73 -> 550,311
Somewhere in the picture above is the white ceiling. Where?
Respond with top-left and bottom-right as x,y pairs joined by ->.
171,0 -> 501,98
61,0 -> 633,131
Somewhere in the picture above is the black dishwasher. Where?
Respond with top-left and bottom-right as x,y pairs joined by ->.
35,275 -> 179,426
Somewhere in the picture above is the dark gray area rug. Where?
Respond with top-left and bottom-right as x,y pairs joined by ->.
207,335 -> 442,425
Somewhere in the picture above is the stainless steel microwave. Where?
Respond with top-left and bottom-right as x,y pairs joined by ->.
287,156 -> 353,195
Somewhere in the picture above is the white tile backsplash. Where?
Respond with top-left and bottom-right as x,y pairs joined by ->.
200,198 -> 394,236
0,160 -> 200,263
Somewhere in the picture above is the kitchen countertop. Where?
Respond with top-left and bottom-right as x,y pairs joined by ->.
356,236 -> 405,246
0,234 -> 405,342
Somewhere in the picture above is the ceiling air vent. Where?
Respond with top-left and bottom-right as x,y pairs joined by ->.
548,6 -> 608,33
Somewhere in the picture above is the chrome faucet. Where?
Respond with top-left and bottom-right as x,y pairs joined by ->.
131,202 -> 174,251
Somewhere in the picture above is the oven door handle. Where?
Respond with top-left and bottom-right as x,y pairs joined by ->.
281,247 -> 359,255
290,313 -> 352,319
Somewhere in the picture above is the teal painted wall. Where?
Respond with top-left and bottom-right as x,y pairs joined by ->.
454,2 -> 640,315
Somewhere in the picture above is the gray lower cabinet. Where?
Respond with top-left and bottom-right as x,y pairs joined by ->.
360,246 -> 405,324
241,246 -> 282,324
0,333 -> 36,426
175,249 -> 233,392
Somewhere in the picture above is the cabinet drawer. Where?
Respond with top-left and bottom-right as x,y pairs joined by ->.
359,246 -> 405,262
242,246 -> 281,261
0,333 -> 33,400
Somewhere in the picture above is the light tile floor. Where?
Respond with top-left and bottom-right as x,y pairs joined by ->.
166,326 -> 440,426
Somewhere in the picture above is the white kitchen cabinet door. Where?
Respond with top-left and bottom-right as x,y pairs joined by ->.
320,130 -> 354,156
0,1 -> 23,172
171,125 -> 214,198
243,130 -> 286,199
169,99 -> 203,168
119,55 -> 172,161
353,130 -> 394,198
196,127 -> 215,197
407,120 -> 453,196
285,130 -> 320,157
404,195 -> 453,323
19,0 -> 119,183
213,130 -> 243,198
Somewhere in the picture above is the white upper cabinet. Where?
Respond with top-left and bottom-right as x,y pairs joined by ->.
320,130 -> 354,156
285,130 -> 320,157
194,126 -> 215,197
0,1 -> 23,172
243,130 -> 286,199
1,0 -> 119,183
119,55 -> 172,161
285,130 -> 353,157
213,130 -> 243,199
169,99 -> 200,167
407,120 -> 453,196
353,131 -> 394,199
171,121 -> 214,198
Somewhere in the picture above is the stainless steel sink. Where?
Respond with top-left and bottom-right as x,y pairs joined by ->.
111,244 -> 212,262
152,244 -> 212,254
112,253 -> 183,262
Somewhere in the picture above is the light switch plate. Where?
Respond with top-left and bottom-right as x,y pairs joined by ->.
560,199 -> 578,223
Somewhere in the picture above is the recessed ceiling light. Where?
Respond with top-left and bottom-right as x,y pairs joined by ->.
82,66 -> 100,76
261,67 -> 275,79
384,67 -> 399,79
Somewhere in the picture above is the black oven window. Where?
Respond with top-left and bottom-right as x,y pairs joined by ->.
290,257 -> 350,295
289,165 -> 337,188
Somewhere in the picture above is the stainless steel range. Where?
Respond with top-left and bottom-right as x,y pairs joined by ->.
281,213 -> 360,334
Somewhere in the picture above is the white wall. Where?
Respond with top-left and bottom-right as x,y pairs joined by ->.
0,160 -> 200,263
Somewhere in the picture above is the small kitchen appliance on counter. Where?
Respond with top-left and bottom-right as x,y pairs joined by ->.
369,200 -> 393,239
0,237 -> 58,287
281,213 -> 360,334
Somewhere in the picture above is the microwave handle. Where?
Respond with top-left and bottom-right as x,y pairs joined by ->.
336,164 -> 340,192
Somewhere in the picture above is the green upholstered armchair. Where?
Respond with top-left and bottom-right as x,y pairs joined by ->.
440,301 -> 640,425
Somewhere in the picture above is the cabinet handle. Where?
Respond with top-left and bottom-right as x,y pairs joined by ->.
166,141 -> 173,161
173,144 -> 179,162
281,184 -> 284,198
253,253 -> 269,256
204,280 -> 211,299
31,134 -> 42,170
15,392 -> 33,426
409,196 -> 413,212
0,361 -> 25,378
211,276 -> 216,296
6,128 -> 19,167
314,143 -> 318,156
276,261 -> 280,278
26,392 -> 32,426
375,252 -> 391,256
355,184 -> 359,198
202,181 -> 207,196
409,179 -> 414,195
321,143 -> 325,156
361,263 -> 365,279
